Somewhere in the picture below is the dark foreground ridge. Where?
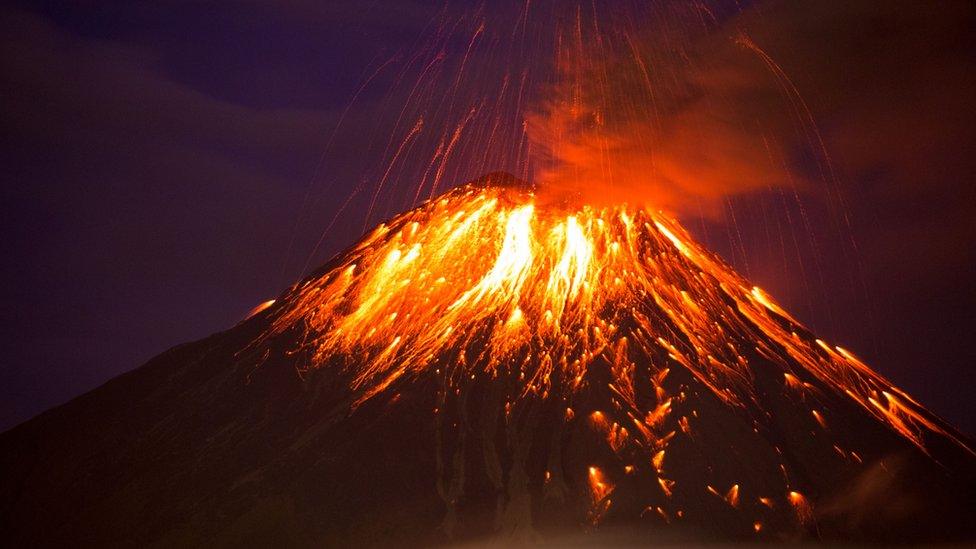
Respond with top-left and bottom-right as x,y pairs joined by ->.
1,178 -> 974,547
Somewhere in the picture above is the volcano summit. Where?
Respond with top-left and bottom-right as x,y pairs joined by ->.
1,175 -> 973,546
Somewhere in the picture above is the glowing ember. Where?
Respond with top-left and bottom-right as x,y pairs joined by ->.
587,465 -> 614,523
651,449 -> 665,472
788,490 -> 814,525
244,299 -> 276,320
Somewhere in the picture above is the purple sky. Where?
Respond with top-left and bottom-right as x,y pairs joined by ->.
2,1 -> 974,436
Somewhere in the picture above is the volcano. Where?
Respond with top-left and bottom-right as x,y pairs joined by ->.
1,174 -> 973,547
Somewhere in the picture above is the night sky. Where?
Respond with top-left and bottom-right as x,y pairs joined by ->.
2,0 -> 974,436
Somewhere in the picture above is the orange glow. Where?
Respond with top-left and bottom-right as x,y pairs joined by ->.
655,506 -> 669,523
588,466 -> 612,500
651,449 -> 665,472
644,399 -> 673,429
707,484 -> 739,507
783,372 -> 804,391
607,423 -> 630,451
788,491 -> 813,525
587,465 -> 615,523
725,484 -> 740,508
811,410 -> 828,429
244,299 -> 276,320
657,477 -> 675,498
257,183 -> 972,468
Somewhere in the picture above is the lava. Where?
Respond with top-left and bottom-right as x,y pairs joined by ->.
242,179 -> 976,539
260,182 -> 968,461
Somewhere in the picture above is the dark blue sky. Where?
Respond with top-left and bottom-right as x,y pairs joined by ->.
0,0 -> 436,428
2,1 -> 974,435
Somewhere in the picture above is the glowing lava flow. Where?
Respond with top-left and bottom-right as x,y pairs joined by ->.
261,182 -> 970,463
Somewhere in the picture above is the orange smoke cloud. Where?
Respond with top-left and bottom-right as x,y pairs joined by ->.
525,3 -> 821,216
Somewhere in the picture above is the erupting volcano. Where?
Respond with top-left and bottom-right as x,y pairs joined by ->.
1,174 -> 973,546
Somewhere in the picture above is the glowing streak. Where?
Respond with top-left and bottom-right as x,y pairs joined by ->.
788,491 -> 813,525
244,299 -> 276,320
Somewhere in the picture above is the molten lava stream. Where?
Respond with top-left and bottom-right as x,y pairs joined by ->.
251,181 -> 972,532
